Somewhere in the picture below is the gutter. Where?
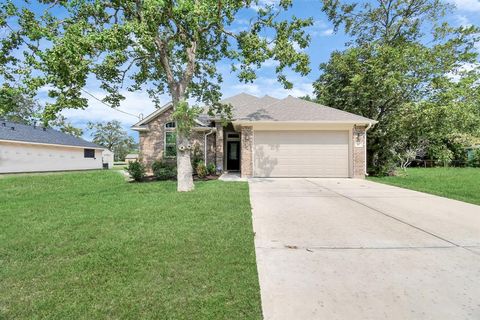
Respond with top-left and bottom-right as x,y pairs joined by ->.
204,128 -> 216,165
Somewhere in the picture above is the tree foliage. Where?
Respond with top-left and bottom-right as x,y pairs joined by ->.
0,0 -> 313,191
315,0 -> 480,174
87,120 -> 136,161
0,89 -> 83,137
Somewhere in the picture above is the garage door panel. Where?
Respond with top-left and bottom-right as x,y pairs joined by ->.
254,131 -> 349,177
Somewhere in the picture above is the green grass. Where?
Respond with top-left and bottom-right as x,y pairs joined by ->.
368,167 -> 480,205
0,171 -> 261,319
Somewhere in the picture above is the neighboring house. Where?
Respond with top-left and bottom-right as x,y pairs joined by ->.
467,145 -> 480,161
132,93 -> 377,178
125,154 -> 139,164
0,120 -> 106,173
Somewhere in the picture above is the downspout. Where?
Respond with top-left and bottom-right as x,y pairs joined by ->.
204,129 -> 215,165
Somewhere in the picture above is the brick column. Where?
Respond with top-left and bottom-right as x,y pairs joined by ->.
353,125 -> 367,178
215,122 -> 224,172
241,126 -> 253,178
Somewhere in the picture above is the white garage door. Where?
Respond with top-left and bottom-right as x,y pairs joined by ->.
253,130 -> 350,177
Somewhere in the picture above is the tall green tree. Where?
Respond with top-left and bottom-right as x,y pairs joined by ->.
0,0 -> 312,191
0,89 -> 83,137
88,121 -> 136,161
315,0 -> 479,174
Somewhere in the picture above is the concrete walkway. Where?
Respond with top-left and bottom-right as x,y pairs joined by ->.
249,178 -> 480,320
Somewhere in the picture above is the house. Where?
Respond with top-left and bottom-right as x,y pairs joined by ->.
0,120 -> 106,173
125,153 -> 139,164
132,93 -> 377,178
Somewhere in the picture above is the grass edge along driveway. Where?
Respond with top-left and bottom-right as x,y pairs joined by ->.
0,170 -> 262,319
368,167 -> 480,206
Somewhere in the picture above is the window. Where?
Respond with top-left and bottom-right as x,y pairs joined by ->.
164,131 -> 176,158
84,149 -> 95,158
165,122 -> 176,128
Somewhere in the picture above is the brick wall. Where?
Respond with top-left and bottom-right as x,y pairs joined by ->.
215,122 -> 224,172
352,125 -> 367,178
139,108 -> 174,168
241,126 -> 253,178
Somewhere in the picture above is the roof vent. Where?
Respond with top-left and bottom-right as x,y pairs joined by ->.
42,127 -> 47,131
11,126 -> 15,131
1,122 -> 5,127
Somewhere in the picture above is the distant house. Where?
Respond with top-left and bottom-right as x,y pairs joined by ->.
0,120 -> 106,174
467,145 -> 480,161
125,153 -> 139,164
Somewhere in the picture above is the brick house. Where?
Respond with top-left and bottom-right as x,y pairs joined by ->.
132,93 -> 376,178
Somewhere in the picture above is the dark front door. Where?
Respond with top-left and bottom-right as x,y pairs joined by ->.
227,141 -> 240,171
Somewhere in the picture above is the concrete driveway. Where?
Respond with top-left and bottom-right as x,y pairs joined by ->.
249,178 -> 480,320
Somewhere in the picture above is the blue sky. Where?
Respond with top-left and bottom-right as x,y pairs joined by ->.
18,0 -> 480,140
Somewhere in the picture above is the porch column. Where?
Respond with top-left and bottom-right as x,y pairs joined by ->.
352,125 -> 367,178
215,122 -> 224,172
241,126 -> 253,178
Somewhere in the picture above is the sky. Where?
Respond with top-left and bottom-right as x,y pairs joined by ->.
12,0 -> 480,140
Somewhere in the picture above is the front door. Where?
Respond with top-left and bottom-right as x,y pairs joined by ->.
227,140 -> 240,171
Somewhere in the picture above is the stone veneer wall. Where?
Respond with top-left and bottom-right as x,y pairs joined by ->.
241,126 -> 253,178
352,125 -> 367,178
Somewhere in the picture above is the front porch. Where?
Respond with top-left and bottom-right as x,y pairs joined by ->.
215,123 -> 253,178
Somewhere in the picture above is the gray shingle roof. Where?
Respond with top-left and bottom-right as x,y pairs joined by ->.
221,93 -> 375,123
0,120 -> 103,149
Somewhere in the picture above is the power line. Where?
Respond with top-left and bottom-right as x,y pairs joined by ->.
81,89 -> 141,119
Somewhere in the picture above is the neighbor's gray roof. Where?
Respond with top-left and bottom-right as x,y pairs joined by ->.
0,120 -> 103,148
221,93 -> 375,123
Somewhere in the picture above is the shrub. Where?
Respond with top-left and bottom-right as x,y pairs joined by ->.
207,163 -> 216,175
126,161 -> 146,182
152,160 -> 177,180
196,161 -> 207,179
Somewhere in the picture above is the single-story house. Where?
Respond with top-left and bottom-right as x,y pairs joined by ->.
132,93 -> 377,178
125,153 -> 139,164
0,120 -> 107,173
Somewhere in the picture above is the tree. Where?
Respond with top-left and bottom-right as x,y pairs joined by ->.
0,88 -> 84,137
88,121 -> 136,161
314,0 -> 479,174
0,0 -> 313,191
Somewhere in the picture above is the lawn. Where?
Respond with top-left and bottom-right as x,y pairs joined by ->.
368,167 -> 480,206
0,171 -> 262,319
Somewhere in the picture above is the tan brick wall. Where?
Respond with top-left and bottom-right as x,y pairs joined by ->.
139,108 -> 217,170
139,108 -> 174,168
215,122 -> 224,171
241,126 -> 253,178
353,125 -> 367,178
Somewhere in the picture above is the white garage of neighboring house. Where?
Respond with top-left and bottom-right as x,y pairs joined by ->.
0,120 -> 110,174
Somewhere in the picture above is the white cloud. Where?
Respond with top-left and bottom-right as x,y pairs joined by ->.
62,90 -> 160,127
321,29 -> 334,36
307,20 -> 335,37
451,0 -> 480,12
250,0 -> 280,11
456,15 -> 472,26
224,76 -> 314,99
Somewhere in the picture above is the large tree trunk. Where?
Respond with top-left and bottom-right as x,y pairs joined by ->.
176,131 -> 194,192
171,91 -> 195,192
